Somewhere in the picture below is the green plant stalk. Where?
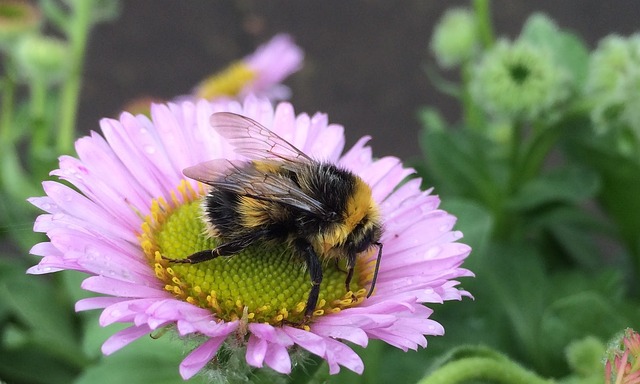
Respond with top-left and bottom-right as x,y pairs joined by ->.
0,60 -> 16,152
56,0 -> 94,155
417,357 -> 554,384
0,62 -> 38,199
460,64 -> 485,132
29,78 -> 50,162
473,0 -> 495,49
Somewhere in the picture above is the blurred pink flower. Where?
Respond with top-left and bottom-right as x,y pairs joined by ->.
195,34 -> 303,100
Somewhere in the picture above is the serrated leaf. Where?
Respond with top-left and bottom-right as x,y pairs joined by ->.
440,197 -> 493,269
540,292 -> 627,361
563,135 -> 640,257
508,166 -> 600,210
420,129 -> 503,205
482,243 -> 548,359
548,224 -> 601,269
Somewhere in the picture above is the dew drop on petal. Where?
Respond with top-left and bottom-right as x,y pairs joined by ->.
86,247 -> 101,260
425,246 -> 441,259
109,308 -> 122,318
144,145 -> 156,155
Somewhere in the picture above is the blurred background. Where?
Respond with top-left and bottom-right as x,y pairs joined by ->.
80,0 -> 640,161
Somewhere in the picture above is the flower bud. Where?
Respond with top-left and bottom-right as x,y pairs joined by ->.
14,34 -> 69,83
430,8 -> 478,68
586,34 -> 640,141
0,0 -> 40,46
469,39 -> 570,121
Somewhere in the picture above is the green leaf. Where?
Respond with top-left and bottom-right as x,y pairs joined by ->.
563,133 -> 640,261
420,129 -> 504,207
0,344 -> 81,384
75,328 -> 208,384
440,197 -> 493,270
417,107 -> 446,133
0,261 -> 87,369
540,292 -> 628,363
508,165 -> 600,211
520,13 -> 590,87
481,243 -> 548,364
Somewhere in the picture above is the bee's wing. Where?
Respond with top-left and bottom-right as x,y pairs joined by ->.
183,160 -> 330,217
210,112 -> 313,162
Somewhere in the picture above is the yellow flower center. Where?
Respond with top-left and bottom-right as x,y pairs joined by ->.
195,61 -> 256,99
139,181 -> 376,326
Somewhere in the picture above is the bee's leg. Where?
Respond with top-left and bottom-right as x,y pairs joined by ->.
334,259 -> 347,273
165,242 -> 244,264
163,230 -> 267,264
344,253 -> 357,302
295,239 -> 323,320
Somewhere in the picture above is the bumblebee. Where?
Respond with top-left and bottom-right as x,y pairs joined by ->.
167,112 -> 383,321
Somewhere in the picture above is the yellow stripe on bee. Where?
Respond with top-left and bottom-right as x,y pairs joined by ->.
344,177 -> 373,231
238,195 -> 271,227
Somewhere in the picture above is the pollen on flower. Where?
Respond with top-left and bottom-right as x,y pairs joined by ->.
138,180 -> 375,326
195,62 -> 257,99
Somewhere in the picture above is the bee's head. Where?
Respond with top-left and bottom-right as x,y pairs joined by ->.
348,217 -> 382,255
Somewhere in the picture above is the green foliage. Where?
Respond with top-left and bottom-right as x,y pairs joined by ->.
418,0 -> 640,382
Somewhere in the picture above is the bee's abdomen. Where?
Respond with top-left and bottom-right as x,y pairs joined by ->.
203,189 -> 292,242
203,190 -> 245,236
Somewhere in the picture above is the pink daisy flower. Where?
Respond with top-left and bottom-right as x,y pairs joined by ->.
195,34 -> 303,101
28,95 -> 472,380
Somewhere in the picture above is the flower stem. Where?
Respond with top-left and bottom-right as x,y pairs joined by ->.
0,59 -> 17,150
56,0 -> 93,154
473,0 -> 494,48
29,78 -> 50,162
417,357 -> 554,384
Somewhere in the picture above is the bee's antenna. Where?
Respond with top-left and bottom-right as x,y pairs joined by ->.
366,242 -> 383,298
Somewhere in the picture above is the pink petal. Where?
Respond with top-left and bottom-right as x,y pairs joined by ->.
323,337 -> 364,375
81,276 -> 164,298
42,181 -> 137,243
74,133 -> 150,212
99,298 -> 159,326
75,296 -> 127,311
264,343 -> 292,374
309,325 -> 368,347
282,326 -> 326,357
52,156 -> 141,230
339,136 -> 372,172
99,118 -> 169,200
248,323 -> 293,346
102,324 -> 151,355
179,337 -> 226,379
246,334 -> 268,368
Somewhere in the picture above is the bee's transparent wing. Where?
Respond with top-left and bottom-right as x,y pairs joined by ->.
210,112 -> 313,162
183,160 -> 330,217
